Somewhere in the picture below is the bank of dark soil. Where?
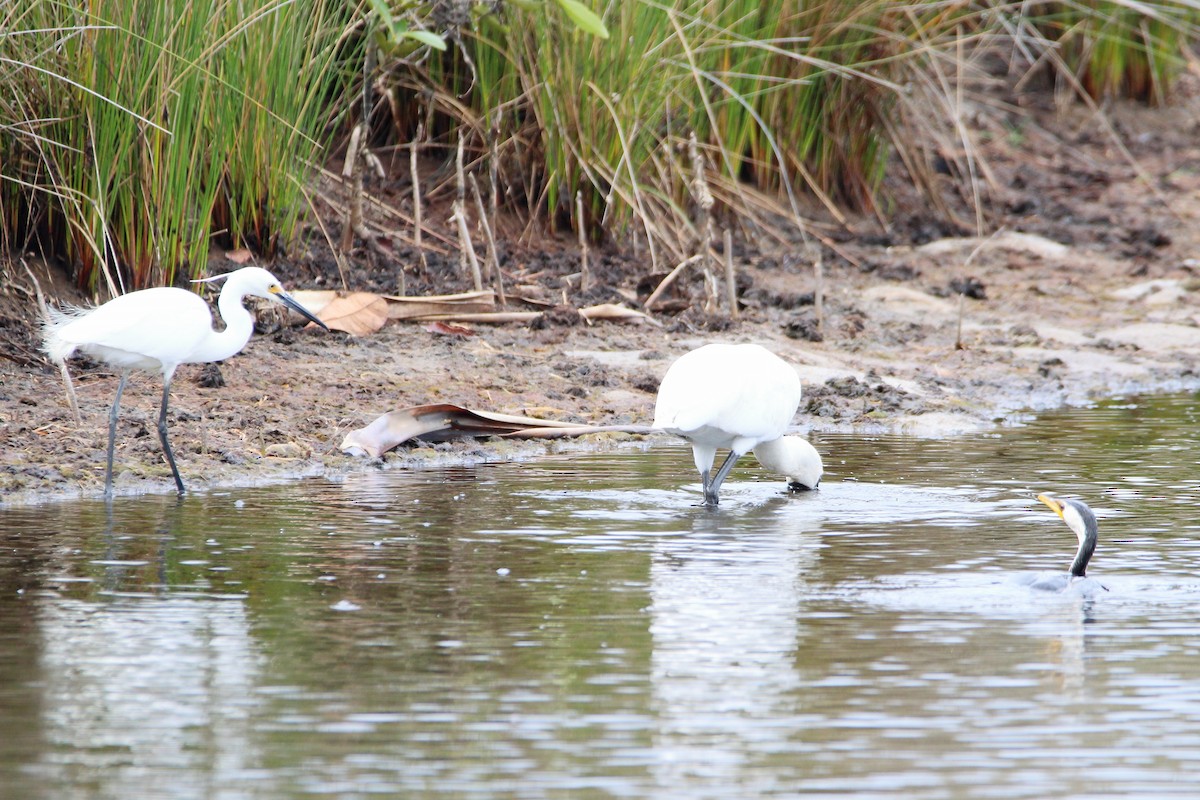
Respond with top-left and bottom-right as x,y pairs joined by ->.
4,97 -> 1200,504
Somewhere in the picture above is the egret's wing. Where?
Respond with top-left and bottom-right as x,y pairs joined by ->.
57,288 -> 212,366
653,344 -> 802,438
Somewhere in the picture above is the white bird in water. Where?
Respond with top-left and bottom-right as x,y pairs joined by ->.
1022,493 -> 1107,595
42,266 -> 328,497
653,343 -> 823,506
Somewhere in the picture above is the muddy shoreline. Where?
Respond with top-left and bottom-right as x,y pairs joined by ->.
5,99 -> 1200,506
5,265 -> 1200,509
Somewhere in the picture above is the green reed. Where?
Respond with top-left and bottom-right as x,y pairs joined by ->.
0,0 -> 346,291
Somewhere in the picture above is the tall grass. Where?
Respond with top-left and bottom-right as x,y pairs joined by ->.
457,2 -> 961,259
4,1 -> 1199,295
0,0 -> 347,291
1031,1 -> 1197,104
388,1 -> 1200,261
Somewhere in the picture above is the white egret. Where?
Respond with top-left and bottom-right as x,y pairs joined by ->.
653,343 -> 823,506
42,266 -> 328,497
1023,494 -> 1107,594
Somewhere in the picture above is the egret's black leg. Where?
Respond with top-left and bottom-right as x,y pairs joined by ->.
705,451 -> 743,506
157,377 -> 186,495
104,373 -> 129,498
699,468 -> 711,502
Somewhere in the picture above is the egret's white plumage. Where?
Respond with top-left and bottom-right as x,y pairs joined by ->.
653,343 -> 823,506
1020,494 -> 1107,595
42,266 -> 327,497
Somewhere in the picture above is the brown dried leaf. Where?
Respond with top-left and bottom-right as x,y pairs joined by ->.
225,248 -> 254,264
288,290 -> 338,315
340,404 -> 651,457
311,292 -> 389,336
382,290 -> 496,320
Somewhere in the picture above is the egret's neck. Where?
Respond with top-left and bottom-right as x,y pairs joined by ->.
185,290 -> 256,364
753,436 -> 823,489
753,437 -> 791,472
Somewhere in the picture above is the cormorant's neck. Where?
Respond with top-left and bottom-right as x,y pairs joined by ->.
1069,532 -> 1097,578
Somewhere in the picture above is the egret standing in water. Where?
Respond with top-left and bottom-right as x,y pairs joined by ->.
42,266 -> 328,497
653,343 -> 823,506
1024,493 -> 1107,594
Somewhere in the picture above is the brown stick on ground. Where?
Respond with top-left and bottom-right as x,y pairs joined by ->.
688,132 -> 718,312
452,208 -> 484,293
469,173 -> 506,306
644,254 -> 704,309
453,135 -> 483,291
723,228 -> 738,319
577,191 -> 590,294
340,123 -> 364,253
814,254 -> 825,340
339,123 -> 395,285
453,143 -> 482,293
411,123 -> 427,274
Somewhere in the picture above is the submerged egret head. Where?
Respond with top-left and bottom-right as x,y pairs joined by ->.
652,343 -> 823,506
754,436 -> 824,491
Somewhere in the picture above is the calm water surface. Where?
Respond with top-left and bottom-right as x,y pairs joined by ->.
4,394 -> 1200,798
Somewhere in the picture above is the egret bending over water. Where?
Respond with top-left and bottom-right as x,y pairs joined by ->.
42,266 -> 328,497
653,343 -> 823,506
1024,494 -> 1107,594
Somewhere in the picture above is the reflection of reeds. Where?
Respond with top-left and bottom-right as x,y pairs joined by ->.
0,0 -> 343,290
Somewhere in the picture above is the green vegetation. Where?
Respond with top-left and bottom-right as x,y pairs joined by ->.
1,1 -> 1198,291
464,1 -> 907,262
1,0 -> 346,290
1035,1 -> 1195,104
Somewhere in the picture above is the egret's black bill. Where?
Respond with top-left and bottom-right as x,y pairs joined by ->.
278,291 -> 329,330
